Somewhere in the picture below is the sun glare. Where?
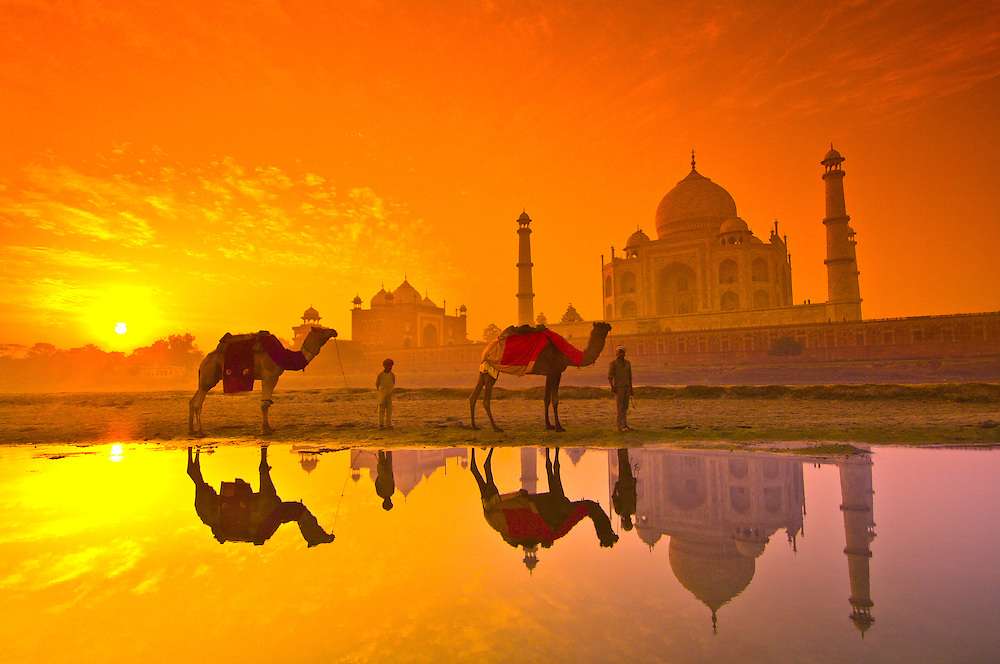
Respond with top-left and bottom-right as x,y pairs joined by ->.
84,284 -> 162,350
109,443 -> 124,462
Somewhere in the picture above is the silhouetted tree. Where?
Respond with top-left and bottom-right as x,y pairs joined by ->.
483,323 -> 502,342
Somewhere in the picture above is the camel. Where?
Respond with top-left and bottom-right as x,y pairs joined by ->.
186,446 -> 335,547
189,326 -> 338,436
470,447 -> 617,569
470,321 -> 612,432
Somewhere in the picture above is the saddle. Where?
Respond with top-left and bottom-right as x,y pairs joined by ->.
218,331 -> 309,394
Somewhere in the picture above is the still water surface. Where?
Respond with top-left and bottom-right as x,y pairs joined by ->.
1,443 -> 998,663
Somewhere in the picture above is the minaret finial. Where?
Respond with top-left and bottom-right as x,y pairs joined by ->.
691,148 -> 696,171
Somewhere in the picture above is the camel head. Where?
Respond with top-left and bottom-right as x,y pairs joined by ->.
301,326 -> 338,357
581,321 -> 612,366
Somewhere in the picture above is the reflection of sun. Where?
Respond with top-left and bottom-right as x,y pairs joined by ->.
114,322 -> 128,335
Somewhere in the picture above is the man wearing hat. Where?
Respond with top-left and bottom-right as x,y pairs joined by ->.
607,345 -> 633,431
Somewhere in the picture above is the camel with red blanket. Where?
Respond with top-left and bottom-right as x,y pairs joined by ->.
470,321 -> 611,432
189,327 -> 337,436
470,447 -> 617,570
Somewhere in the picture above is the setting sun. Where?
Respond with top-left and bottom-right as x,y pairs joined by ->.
114,322 -> 127,335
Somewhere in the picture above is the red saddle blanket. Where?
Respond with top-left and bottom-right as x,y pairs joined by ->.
488,496 -> 590,546
222,333 -> 308,393
481,326 -> 584,376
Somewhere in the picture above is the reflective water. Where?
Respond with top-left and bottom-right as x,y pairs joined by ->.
1,443 -> 998,663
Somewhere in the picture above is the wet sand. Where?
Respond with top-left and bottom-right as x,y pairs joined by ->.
1,385 -> 997,448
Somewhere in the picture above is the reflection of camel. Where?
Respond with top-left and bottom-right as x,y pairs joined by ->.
186,446 -> 335,547
189,327 -> 338,436
470,322 -> 611,432
470,447 -> 617,570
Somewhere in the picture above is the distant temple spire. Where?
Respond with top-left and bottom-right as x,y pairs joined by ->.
691,148 -> 696,171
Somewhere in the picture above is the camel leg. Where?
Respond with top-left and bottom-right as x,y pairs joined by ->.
189,390 -> 208,436
552,373 -> 565,432
484,447 -> 495,487
190,354 -> 220,436
469,373 -> 487,430
482,375 -> 502,432
260,375 -> 278,435
258,446 -> 276,496
470,447 -> 499,501
544,375 -> 555,430
545,447 -> 565,497
186,446 -> 203,483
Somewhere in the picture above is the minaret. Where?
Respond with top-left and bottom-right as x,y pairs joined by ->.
822,145 -> 862,321
520,447 -> 538,494
838,454 -> 876,637
516,211 -> 535,325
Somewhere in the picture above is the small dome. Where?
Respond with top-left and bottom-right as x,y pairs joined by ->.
302,306 -> 321,320
459,304 -> 467,312
822,145 -> 845,165
393,279 -> 421,304
422,294 -> 437,307
733,538 -> 767,559
636,524 -> 662,549
351,294 -> 363,305
655,168 -> 737,240
719,217 -> 750,235
517,211 -> 532,223
371,288 -> 389,306
299,455 -> 318,473
625,228 -> 651,249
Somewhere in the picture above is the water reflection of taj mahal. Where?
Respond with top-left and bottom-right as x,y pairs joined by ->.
608,449 -> 876,635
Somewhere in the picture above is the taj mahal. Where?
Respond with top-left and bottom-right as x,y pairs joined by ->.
590,146 -> 861,336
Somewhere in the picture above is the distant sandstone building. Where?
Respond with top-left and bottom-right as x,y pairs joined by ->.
350,278 -> 468,349
594,147 -> 860,334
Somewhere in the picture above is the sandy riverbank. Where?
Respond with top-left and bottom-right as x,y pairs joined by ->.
1,384 -> 997,448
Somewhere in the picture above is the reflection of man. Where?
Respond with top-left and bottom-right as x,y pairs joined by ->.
374,450 -> 395,511
186,446 -> 335,547
612,449 -> 637,531
607,345 -> 633,431
470,447 -> 618,563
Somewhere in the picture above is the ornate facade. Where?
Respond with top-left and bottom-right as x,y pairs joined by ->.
351,278 -> 468,349
596,148 -> 861,332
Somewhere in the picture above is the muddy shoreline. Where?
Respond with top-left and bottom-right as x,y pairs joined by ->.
1,385 -> 997,448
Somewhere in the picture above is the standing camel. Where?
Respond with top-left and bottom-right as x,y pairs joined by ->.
470,321 -> 611,432
189,327 -> 337,436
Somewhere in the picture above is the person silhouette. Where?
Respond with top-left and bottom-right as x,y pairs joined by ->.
470,447 -> 618,562
612,449 -> 637,531
374,450 -> 395,511
186,446 -> 335,547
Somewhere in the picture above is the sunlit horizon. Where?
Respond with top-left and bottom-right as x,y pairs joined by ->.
1,1 -> 999,353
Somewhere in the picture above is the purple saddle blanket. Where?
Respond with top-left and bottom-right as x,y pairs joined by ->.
221,332 -> 307,394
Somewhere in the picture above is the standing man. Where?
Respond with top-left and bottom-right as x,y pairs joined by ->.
376,358 -> 396,429
607,345 -> 633,431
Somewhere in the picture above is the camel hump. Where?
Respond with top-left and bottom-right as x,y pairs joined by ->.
502,323 -> 547,338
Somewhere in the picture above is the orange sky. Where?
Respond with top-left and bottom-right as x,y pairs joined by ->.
1,0 -> 998,350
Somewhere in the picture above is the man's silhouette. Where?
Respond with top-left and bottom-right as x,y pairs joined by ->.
186,446 -> 335,547
375,450 -> 395,511
612,449 -> 637,531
